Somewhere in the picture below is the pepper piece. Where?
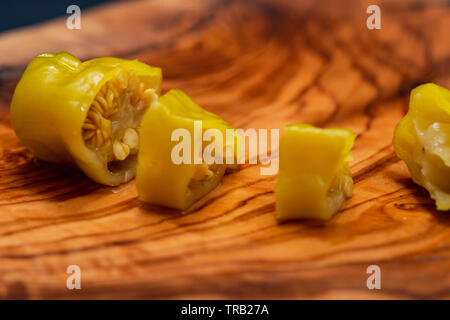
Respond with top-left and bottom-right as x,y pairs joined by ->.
137,89 -> 241,210
11,52 -> 161,186
393,83 -> 450,210
275,123 -> 356,220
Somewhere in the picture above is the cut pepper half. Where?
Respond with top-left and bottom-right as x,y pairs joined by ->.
137,89 -> 241,210
275,123 -> 356,220
11,52 -> 161,186
393,83 -> 450,210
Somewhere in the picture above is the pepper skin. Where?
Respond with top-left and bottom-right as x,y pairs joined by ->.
275,124 -> 356,220
393,83 -> 450,210
137,89 -> 241,210
11,52 -> 161,186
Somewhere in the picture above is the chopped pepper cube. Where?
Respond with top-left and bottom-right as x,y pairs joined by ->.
10,52 -> 161,186
275,123 -> 356,220
137,89 -> 241,210
393,83 -> 450,210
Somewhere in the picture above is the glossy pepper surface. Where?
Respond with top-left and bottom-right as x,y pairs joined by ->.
393,83 -> 450,210
137,89 -> 242,210
11,52 -> 161,186
275,124 -> 356,220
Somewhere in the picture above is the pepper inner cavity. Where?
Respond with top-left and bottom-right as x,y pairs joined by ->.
82,69 -> 157,167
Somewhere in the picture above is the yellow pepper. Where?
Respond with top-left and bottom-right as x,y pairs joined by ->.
275,124 -> 356,220
393,83 -> 450,210
11,52 -> 162,186
137,89 -> 241,210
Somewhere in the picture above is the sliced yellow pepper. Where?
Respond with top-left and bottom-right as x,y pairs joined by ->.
393,83 -> 450,210
11,52 -> 161,186
275,124 -> 356,220
137,89 -> 241,210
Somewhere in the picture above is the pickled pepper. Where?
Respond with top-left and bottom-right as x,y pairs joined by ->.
11,52 -> 162,186
136,89 -> 241,210
275,124 -> 356,220
393,83 -> 450,210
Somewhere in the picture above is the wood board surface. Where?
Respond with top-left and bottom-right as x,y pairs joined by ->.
0,0 -> 450,299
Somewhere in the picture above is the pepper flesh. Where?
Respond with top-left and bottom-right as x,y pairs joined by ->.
11,52 -> 161,186
275,124 -> 355,220
393,83 -> 450,210
137,89 -> 241,210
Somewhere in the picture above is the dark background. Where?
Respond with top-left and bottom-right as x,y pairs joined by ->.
0,0 -> 113,32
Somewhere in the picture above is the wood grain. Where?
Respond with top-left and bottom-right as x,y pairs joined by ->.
0,0 -> 450,299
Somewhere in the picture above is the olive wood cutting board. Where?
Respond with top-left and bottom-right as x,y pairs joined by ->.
0,0 -> 449,299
